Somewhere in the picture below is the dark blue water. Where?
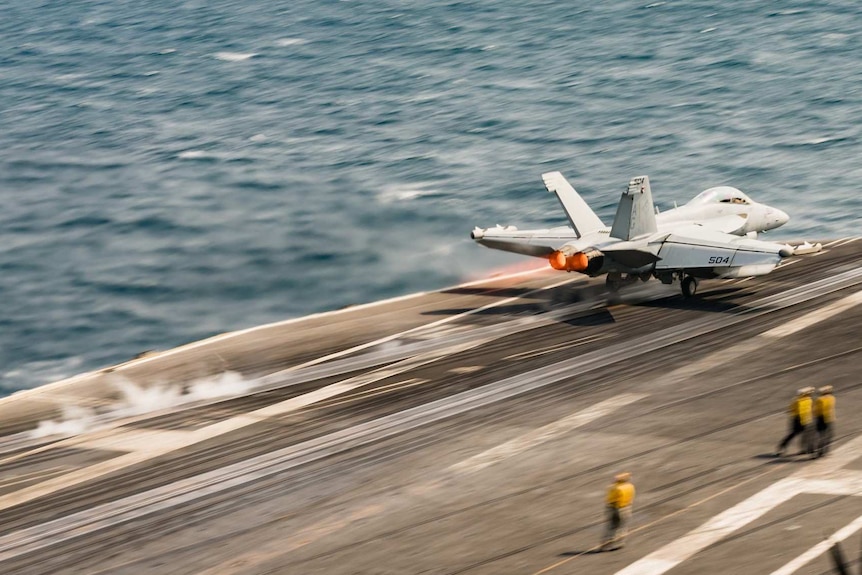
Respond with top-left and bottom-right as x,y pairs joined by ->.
2,0 -> 860,392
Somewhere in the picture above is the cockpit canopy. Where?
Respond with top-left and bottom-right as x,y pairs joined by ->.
687,186 -> 752,206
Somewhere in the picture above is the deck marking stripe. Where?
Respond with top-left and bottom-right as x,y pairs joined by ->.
257,276 -> 577,378
763,291 -> 862,338
449,394 -> 647,474
823,237 -> 851,248
504,333 -> 610,360
830,237 -> 860,248
769,514 -> 862,575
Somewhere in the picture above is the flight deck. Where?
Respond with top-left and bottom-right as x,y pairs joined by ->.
0,238 -> 860,574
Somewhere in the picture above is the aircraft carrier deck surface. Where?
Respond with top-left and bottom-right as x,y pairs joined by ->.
0,238 -> 860,575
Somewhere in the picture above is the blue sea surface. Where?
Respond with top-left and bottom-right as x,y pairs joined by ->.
1,0 -> 861,393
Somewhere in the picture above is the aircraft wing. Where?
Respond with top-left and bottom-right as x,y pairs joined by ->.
470,225 -> 573,258
653,225 -> 791,278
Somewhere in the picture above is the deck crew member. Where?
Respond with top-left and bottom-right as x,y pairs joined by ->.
814,385 -> 836,457
601,472 -> 635,551
776,387 -> 814,457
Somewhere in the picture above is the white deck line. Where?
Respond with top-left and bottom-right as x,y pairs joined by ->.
769,514 -> 862,575
822,237 -> 851,248
763,290 -> 862,339
829,237 -> 860,249
449,393 -> 647,474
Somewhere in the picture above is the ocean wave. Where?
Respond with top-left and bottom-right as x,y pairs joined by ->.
214,51 -> 258,62
275,38 -> 307,47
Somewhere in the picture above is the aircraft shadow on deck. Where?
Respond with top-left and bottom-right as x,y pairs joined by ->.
441,285 -> 587,299
427,284 -> 753,325
422,303 -> 558,317
421,301 -> 619,330
561,309 -> 616,326
627,286 -> 749,314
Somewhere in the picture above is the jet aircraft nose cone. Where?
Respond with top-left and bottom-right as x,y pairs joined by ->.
775,208 -> 790,226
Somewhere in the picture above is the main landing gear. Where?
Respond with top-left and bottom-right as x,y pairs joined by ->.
606,271 -> 700,298
681,275 -> 698,298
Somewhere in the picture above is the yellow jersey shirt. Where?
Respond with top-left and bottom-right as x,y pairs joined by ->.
607,482 -> 635,509
814,395 -> 836,423
790,396 -> 813,426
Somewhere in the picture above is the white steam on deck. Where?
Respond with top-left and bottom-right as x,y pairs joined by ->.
31,371 -> 253,439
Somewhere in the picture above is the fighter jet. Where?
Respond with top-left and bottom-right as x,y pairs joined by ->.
471,172 -> 793,297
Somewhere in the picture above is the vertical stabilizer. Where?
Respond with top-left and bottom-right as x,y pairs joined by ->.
541,172 -> 605,238
610,176 -> 658,240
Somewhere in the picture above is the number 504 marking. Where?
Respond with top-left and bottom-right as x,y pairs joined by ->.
708,256 -> 731,264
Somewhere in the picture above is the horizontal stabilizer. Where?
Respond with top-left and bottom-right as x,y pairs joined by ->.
610,176 -> 658,241
542,172 -> 605,238
471,225 -> 571,258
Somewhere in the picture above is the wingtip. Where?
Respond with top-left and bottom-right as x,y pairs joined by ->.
541,171 -> 565,193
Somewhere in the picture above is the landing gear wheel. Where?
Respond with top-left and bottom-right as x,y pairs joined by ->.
681,275 -> 698,298
606,275 -> 622,293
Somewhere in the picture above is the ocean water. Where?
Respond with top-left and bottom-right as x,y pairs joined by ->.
1,0 -> 861,393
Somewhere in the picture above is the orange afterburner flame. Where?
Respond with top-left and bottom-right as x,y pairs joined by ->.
548,251 -> 589,272
549,251 -> 568,270
568,252 -> 589,272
